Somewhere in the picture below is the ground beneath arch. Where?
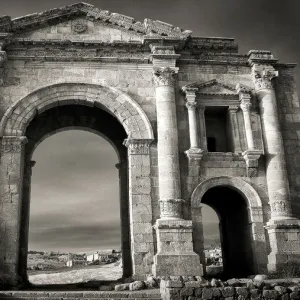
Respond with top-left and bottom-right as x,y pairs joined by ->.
29,264 -> 123,285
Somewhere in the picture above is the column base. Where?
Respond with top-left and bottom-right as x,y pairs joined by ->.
152,219 -> 203,277
266,218 -> 300,274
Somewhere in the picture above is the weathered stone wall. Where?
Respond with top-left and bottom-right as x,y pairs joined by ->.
160,278 -> 300,300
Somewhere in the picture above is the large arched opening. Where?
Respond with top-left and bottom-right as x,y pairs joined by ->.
20,104 -> 129,285
0,83 -> 154,285
191,176 -> 268,278
27,129 -> 123,285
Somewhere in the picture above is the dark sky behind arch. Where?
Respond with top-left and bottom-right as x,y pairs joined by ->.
2,0 -> 299,252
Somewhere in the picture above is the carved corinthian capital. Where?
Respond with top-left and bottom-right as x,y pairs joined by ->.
185,101 -> 197,110
123,138 -> 153,155
153,67 -> 177,87
1,136 -> 27,153
251,64 -> 278,91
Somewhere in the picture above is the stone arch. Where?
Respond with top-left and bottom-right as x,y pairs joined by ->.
0,83 -> 154,139
191,176 -> 267,274
191,176 -> 263,221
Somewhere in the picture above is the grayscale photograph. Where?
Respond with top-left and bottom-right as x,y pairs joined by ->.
0,0 -> 299,299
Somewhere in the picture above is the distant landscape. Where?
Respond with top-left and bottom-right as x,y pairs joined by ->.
27,249 -> 122,285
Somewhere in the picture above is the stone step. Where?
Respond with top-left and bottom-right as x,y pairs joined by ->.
0,290 -> 162,300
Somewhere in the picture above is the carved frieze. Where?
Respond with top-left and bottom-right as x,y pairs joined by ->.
123,138 -> 153,155
1,136 -> 27,153
6,44 -> 149,62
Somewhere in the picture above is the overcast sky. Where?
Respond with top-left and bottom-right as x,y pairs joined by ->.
2,0 -> 299,253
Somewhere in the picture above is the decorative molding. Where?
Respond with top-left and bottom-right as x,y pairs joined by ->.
153,67 -> 177,87
185,148 -> 204,162
248,50 -> 278,65
228,105 -> 239,113
242,149 -> 263,177
73,20 -> 88,33
123,138 -> 153,155
240,102 -> 252,112
1,136 -> 27,153
0,2 -> 191,40
251,65 -> 278,91
6,43 -> 150,63
269,200 -> 292,217
185,101 -> 197,110
182,79 -> 237,95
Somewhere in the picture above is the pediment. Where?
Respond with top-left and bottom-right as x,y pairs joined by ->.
0,2 -> 192,41
182,79 -> 237,95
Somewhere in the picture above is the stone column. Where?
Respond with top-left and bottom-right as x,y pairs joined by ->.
151,45 -> 202,276
19,159 -> 35,283
249,50 -> 300,272
228,106 -> 242,153
0,136 -> 27,285
237,84 -> 262,177
183,90 -> 204,195
153,67 -> 183,219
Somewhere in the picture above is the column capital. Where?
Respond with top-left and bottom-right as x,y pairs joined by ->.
184,89 -> 197,102
123,138 -> 153,155
185,147 -> 204,161
240,101 -> 252,112
251,64 -> 278,91
185,101 -> 197,110
153,67 -> 178,87
236,83 -> 252,100
228,105 -> 239,113
1,136 -> 27,153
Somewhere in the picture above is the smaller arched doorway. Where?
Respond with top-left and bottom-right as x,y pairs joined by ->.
191,176 -> 268,278
202,187 -> 253,278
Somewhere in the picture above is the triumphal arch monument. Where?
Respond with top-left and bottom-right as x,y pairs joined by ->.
0,2 -> 300,285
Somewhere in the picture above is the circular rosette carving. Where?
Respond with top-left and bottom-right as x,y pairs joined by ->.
159,199 -> 184,219
73,21 -> 88,33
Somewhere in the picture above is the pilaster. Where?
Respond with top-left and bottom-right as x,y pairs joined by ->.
249,50 -> 300,273
123,138 -> 155,279
0,136 -> 27,285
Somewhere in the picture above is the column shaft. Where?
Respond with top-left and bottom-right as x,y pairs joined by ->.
228,106 -> 242,152
153,68 -> 183,219
241,103 -> 255,150
186,102 -> 199,148
252,66 -> 292,219
198,106 -> 207,151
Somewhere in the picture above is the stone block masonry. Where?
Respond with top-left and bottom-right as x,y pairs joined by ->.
0,2 -> 300,286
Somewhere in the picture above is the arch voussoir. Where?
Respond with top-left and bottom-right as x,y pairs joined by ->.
0,83 -> 154,140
